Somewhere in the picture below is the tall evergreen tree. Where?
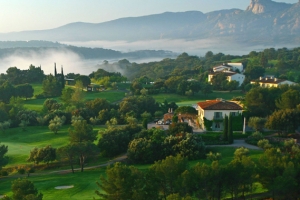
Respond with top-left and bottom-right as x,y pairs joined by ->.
228,114 -> 233,144
54,63 -> 57,77
223,115 -> 228,141
61,66 -> 65,89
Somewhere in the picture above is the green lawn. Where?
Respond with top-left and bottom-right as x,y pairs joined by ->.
24,87 -> 126,111
0,168 -> 107,200
31,84 -> 44,96
0,146 -> 264,200
1,126 -> 105,167
152,90 -> 244,106
84,90 -> 126,103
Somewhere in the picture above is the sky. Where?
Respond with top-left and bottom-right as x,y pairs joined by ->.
0,0 -> 298,33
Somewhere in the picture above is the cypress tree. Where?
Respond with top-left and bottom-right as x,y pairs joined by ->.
223,115 -> 228,141
61,66 -> 65,89
54,63 -> 57,77
228,114 -> 234,144
142,118 -> 148,129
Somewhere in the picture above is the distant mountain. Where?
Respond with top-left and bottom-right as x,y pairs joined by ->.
0,41 -> 176,60
0,0 -> 300,47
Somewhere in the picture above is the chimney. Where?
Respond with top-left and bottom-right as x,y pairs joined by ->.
259,77 -> 262,80
274,78 -> 277,81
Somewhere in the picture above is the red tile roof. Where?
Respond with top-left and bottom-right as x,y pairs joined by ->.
197,100 -> 242,110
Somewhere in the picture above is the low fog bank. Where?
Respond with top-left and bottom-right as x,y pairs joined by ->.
1,39 -> 298,77
0,48 -> 173,76
61,38 -> 298,57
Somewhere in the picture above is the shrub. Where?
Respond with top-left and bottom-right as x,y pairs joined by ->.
1,170 -> 8,176
18,168 -> 26,174
34,93 -> 45,99
245,131 -> 264,145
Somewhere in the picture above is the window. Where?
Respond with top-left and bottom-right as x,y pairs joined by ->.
214,112 -> 222,119
215,122 -> 220,128
230,112 -> 238,116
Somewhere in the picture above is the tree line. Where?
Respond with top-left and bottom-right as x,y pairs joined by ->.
96,138 -> 300,200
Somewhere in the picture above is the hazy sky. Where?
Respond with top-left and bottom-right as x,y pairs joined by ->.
0,0 -> 298,33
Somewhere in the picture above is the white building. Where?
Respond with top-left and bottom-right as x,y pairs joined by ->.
213,63 -> 244,73
196,99 -> 243,131
227,63 -> 244,73
208,71 -> 245,86
250,77 -> 297,88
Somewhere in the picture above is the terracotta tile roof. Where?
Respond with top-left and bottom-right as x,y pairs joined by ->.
197,100 -> 242,110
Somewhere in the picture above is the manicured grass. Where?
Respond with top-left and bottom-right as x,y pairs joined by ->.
189,146 -> 263,166
1,126 -> 105,167
84,90 -> 126,103
31,84 -> 44,96
152,90 -> 244,106
0,168 -> 107,200
24,88 -> 126,111
0,146 -> 264,200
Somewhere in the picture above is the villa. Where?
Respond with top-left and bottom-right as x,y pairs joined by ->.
196,99 -> 243,131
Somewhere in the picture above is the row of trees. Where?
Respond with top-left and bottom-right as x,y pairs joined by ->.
0,65 -> 44,85
244,84 -> 300,117
0,82 -> 33,103
97,138 -> 300,200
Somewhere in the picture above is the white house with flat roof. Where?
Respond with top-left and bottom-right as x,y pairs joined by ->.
208,71 -> 245,86
213,63 -> 244,73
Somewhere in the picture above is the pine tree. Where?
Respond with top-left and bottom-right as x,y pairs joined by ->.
223,115 -> 228,141
228,114 -> 234,144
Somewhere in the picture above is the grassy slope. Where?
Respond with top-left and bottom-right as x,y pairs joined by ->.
1,126 -> 105,167
0,147 -> 264,200
0,168 -> 106,200
152,90 -> 244,106
24,84 -> 126,111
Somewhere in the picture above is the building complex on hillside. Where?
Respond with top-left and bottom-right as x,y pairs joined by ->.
208,63 -> 245,86
196,99 -> 243,131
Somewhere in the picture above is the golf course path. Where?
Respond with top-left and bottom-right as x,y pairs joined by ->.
1,139 -> 261,180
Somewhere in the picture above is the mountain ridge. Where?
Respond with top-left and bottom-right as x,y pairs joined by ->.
0,0 -> 299,47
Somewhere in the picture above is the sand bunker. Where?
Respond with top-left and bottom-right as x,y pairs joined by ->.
55,185 -> 74,189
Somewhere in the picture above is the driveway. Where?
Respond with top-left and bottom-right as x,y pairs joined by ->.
208,139 -> 262,150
